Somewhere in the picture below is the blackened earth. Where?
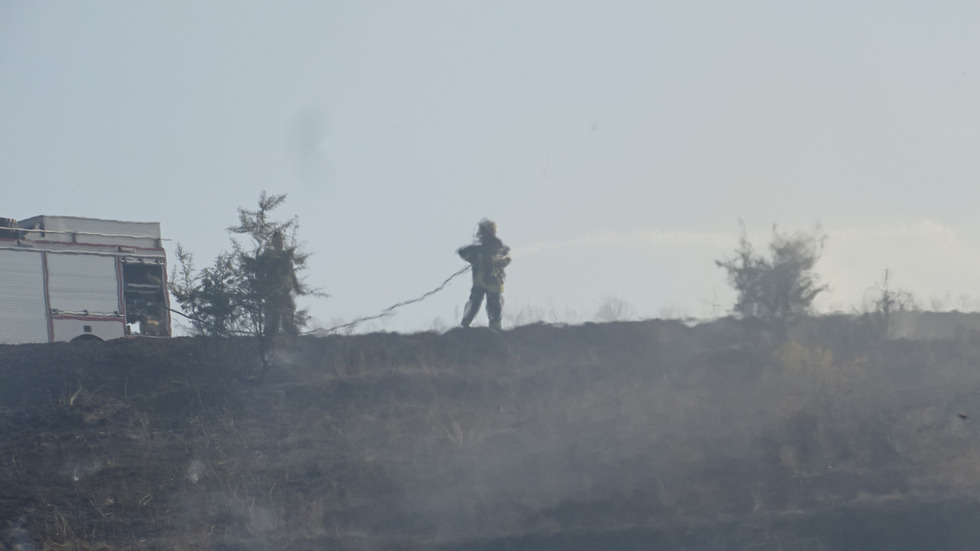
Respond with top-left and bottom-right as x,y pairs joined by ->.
2,317 -> 980,550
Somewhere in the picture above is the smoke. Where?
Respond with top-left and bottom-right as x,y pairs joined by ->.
66,459 -> 104,483
512,228 -> 731,258
281,319 -> 980,546
3,515 -> 34,551
818,219 -> 980,312
286,105 -> 330,185
186,459 -> 206,484
11,320 -> 980,548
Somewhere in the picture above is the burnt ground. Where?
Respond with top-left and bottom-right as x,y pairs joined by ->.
3,317 -> 980,550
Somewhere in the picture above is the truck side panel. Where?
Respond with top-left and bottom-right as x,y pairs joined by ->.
51,318 -> 124,342
0,249 -> 50,344
46,254 -> 122,315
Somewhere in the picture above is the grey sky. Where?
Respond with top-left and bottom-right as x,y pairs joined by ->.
3,2 -> 980,332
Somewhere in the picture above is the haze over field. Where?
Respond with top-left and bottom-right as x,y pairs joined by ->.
5,318 -> 980,549
3,2 -> 980,332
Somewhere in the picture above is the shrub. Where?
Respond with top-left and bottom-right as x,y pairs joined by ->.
169,192 -> 317,337
716,224 -> 828,325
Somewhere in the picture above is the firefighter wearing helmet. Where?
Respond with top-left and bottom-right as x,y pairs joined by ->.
457,219 -> 511,330
256,229 -> 301,336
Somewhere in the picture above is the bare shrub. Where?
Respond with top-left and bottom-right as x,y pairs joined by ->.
593,296 -> 635,322
861,269 -> 919,338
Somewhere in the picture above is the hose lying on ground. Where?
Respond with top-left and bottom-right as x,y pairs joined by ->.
169,266 -> 471,336
316,265 -> 471,334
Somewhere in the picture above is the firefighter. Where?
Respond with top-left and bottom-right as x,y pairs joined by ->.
256,230 -> 301,336
458,219 -> 511,330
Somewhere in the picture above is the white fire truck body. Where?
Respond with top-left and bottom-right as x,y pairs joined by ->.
0,216 -> 170,344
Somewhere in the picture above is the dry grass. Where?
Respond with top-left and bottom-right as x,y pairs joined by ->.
3,319 -> 980,549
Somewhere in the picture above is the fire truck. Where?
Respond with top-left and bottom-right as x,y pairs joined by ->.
0,215 -> 171,343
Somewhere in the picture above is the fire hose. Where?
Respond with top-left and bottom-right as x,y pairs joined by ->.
316,265 -> 471,333
169,266 -> 471,335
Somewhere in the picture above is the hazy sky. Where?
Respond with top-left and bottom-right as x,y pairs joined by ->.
4,2 -> 980,333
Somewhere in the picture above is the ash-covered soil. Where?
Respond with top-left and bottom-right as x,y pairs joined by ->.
3,318 -> 980,550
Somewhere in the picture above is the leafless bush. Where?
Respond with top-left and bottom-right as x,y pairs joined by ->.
861,269 -> 918,337
593,296 -> 635,322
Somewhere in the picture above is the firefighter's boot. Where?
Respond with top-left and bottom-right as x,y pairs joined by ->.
461,299 -> 480,328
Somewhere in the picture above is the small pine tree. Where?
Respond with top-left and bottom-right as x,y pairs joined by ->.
169,247 -> 243,336
169,192 -> 317,337
716,224 -> 828,325
227,192 -> 314,336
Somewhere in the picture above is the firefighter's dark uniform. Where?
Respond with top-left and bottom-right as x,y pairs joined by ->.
458,235 -> 510,330
255,237 -> 301,337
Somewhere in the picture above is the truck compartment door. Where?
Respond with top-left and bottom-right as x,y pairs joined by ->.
0,250 -> 49,343
46,254 -> 121,315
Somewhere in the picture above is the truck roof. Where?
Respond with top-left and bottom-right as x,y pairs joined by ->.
17,215 -> 163,249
